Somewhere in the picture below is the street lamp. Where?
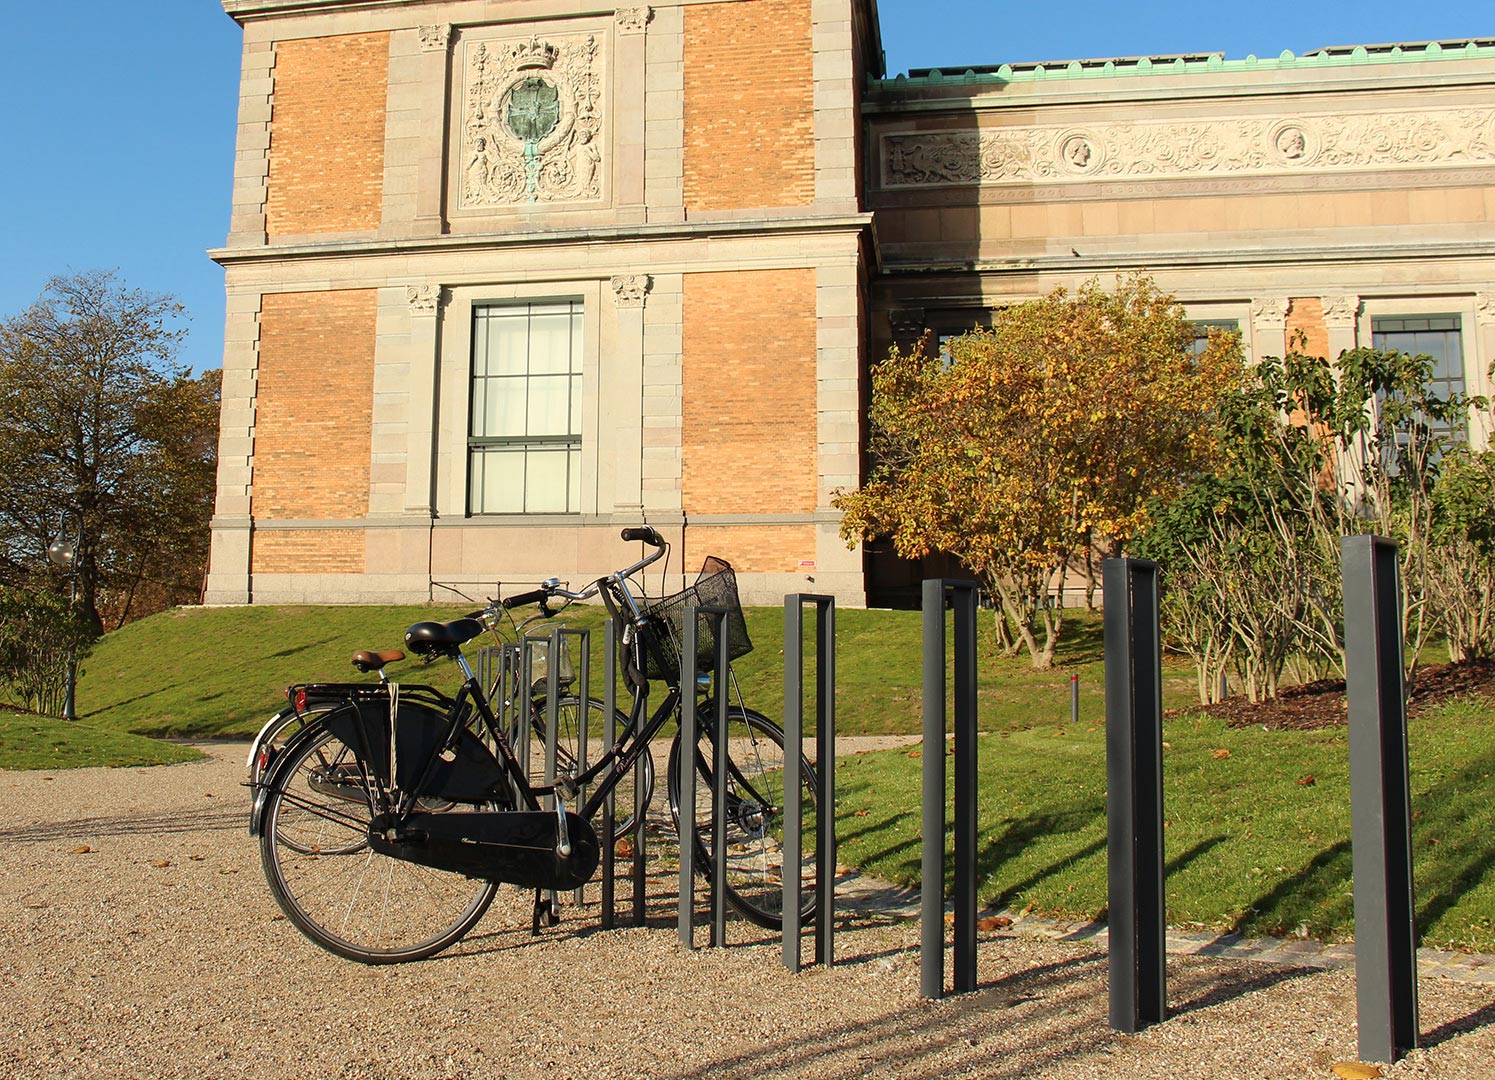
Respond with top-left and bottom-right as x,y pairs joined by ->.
46,511 -> 82,721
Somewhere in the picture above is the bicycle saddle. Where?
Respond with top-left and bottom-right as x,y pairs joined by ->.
350,648 -> 404,673
405,618 -> 485,657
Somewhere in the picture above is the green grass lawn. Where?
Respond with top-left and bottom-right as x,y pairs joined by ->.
836,699 -> 1495,952
70,602 -> 1157,740
0,709 -> 204,770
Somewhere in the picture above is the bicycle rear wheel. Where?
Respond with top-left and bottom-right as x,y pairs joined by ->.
259,718 -> 499,964
516,696 -> 654,842
666,706 -> 818,930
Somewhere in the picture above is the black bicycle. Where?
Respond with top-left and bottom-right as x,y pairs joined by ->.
248,527 -> 818,963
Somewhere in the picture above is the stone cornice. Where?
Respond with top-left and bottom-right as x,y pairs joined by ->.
208,213 -> 875,266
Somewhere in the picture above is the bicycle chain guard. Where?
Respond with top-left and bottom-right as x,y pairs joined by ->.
368,810 -> 601,891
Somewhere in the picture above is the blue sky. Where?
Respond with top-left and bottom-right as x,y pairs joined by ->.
0,1 -> 1488,375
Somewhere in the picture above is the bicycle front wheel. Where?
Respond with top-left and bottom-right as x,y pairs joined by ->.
667,706 -> 818,930
259,718 -> 499,964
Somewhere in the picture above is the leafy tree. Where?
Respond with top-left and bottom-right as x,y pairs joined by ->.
835,275 -> 1242,668
0,271 -> 218,632
1135,338 -> 1484,700
0,585 -> 94,716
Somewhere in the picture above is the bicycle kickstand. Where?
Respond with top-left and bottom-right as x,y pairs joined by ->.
530,888 -> 561,936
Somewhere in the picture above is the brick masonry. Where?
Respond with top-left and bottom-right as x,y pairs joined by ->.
685,524 -> 818,574
251,290 -> 378,575
265,32 -> 389,237
683,0 -> 814,211
681,268 -> 818,520
1287,296 -> 1330,359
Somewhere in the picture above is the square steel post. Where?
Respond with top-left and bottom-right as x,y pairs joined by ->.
678,613 -> 699,948
784,594 -> 836,972
601,620 -> 617,930
1103,557 -> 1166,1033
1342,535 -> 1419,1063
709,614 -> 731,949
920,579 -> 979,999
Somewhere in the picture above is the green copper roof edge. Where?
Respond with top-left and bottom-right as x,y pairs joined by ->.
873,41 -> 1495,89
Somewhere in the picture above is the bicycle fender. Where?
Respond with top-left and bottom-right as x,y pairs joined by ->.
247,711 -> 344,838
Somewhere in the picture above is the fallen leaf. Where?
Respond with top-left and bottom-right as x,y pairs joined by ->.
977,915 -> 1013,931
1297,774 -> 1316,786
907,750 -> 922,759
189,855 -> 206,862
1331,1064 -> 1382,1079
1212,748 -> 1231,760
1161,741 -> 1172,749
70,845 -> 92,855
614,838 -> 634,858
218,868 -> 238,875
152,859 -> 172,868
854,809 -> 869,817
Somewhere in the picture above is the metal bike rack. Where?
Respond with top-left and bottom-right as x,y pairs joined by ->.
1342,535 -> 1420,1063
920,578 -> 980,999
520,627 -> 590,907
600,618 -> 619,929
783,593 -> 836,972
1103,557 -> 1167,1034
678,605 -> 733,949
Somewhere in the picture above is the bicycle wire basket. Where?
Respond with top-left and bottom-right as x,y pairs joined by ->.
638,556 -> 753,681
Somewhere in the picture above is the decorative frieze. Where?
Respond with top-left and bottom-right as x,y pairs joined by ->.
418,25 -> 451,52
615,7 -> 652,34
460,32 -> 605,207
880,107 -> 1495,188
406,284 -> 442,316
612,274 -> 651,307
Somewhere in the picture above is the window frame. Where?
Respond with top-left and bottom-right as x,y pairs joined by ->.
1357,296 -> 1488,449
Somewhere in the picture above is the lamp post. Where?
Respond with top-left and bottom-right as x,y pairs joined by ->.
46,511 -> 82,721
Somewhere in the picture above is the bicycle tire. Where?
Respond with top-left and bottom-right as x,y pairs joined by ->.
259,717 -> 499,964
666,705 -> 818,931
514,696 -> 654,842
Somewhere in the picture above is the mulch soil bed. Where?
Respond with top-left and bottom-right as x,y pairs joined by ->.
1179,659 -> 1495,731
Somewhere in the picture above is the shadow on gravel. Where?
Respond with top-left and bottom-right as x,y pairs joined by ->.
1421,999 -> 1495,1050
0,806 -> 245,842
650,950 -> 1115,1080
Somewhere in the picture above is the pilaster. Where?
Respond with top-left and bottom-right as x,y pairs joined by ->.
1323,294 -> 1362,360
382,25 -> 450,238
1250,296 -> 1291,361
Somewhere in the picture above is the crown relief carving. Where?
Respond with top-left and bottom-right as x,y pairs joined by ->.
461,33 -> 604,208
616,7 -> 652,33
882,107 -> 1495,188
612,274 -> 651,307
1476,294 -> 1495,325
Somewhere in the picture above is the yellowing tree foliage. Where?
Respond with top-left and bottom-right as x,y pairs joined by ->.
835,275 -> 1242,668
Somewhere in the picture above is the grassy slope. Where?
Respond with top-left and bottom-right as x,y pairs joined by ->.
0,710 -> 204,770
77,603 -> 1161,739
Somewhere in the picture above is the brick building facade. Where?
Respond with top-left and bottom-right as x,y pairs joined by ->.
206,0 -> 1495,606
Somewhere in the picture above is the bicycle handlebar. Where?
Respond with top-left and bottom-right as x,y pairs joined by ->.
499,588 -> 550,610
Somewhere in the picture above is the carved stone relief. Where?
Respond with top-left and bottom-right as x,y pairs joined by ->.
612,274 -> 651,307
1250,297 -> 1291,326
1321,295 -> 1361,328
881,107 -> 1495,188
460,32 -> 604,208
616,7 -> 652,33
406,284 -> 442,315
418,25 -> 451,52
1477,293 -> 1495,325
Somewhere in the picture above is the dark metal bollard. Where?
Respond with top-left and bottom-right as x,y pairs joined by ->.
1342,535 -> 1419,1063
783,594 -> 836,972
601,620 -> 618,930
678,606 -> 733,949
1103,557 -> 1166,1034
920,579 -> 980,999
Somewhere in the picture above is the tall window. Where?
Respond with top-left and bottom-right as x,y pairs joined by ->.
468,301 -> 583,514
1372,314 -> 1464,402
1187,319 -> 1239,356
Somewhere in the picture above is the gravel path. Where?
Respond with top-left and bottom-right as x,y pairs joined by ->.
2,743 -> 1493,1080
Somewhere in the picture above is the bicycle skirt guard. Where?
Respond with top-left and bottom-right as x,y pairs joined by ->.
368,810 -> 601,892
